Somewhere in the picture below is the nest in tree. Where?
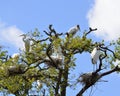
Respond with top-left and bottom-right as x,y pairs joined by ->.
7,64 -> 27,76
45,56 -> 63,68
78,72 -> 100,86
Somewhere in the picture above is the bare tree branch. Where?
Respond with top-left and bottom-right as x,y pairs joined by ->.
101,65 -> 120,77
83,27 -> 97,37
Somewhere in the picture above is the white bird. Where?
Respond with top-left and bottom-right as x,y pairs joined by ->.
11,53 -> 20,62
66,25 -> 80,37
36,80 -> 41,87
91,47 -> 101,64
45,54 -> 63,65
12,53 -> 20,59
20,34 -> 30,52
45,47 -> 64,67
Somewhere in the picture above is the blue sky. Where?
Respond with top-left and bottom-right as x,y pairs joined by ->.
0,0 -> 120,96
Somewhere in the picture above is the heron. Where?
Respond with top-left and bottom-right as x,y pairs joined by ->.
91,47 -> 101,64
20,34 -> 30,52
66,25 -> 80,37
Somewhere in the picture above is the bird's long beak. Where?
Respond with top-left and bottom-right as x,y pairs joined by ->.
19,34 -> 25,37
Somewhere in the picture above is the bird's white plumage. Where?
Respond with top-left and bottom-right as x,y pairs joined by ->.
45,47 -> 64,67
12,53 -> 20,58
20,34 -> 30,52
37,80 -> 41,86
24,38 -> 30,52
45,54 -> 63,65
67,25 -> 80,37
91,47 -> 101,64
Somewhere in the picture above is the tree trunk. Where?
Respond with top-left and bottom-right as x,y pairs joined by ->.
55,69 -> 62,95
60,68 -> 68,96
60,58 -> 70,96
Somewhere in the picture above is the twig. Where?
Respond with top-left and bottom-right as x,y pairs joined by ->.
101,65 -> 120,77
44,25 -> 63,39
83,27 -> 97,37
100,46 -> 116,58
95,50 -> 107,73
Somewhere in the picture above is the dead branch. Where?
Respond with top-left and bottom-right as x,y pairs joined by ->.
30,37 -> 49,44
83,27 -> 97,37
44,25 -> 63,41
95,50 -> 107,73
100,46 -> 116,58
101,65 -> 120,77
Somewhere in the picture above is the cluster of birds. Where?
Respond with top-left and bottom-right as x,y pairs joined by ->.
7,25 -> 100,74
19,25 -> 80,66
20,25 -> 80,52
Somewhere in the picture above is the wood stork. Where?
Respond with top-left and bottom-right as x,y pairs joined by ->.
45,47 -> 64,68
20,34 -> 30,52
91,47 -> 101,64
66,25 -> 80,37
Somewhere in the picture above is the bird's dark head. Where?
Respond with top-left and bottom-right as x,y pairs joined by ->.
77,25 -> 80,30
65,32 -> 69,37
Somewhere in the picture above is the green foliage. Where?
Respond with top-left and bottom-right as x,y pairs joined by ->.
0,26 -> 119,96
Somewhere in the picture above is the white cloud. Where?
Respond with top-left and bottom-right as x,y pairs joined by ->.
0,21 -> 24,51
87,0 -> 120,41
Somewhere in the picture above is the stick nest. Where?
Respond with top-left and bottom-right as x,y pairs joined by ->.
78,72 -> 100,86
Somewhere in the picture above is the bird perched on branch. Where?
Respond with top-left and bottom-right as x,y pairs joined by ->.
20,34 -> 30,52
45,47 -> 64,68
91,47 -> 101,64
66,25 -> 80,37
11,53 -> 20,62
12,53 -> 20,59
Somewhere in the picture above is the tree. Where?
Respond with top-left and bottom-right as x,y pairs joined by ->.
0,25 -> 120,96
